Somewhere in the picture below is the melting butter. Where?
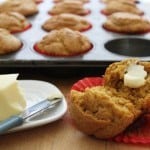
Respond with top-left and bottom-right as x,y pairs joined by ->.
124,64 -> 147,88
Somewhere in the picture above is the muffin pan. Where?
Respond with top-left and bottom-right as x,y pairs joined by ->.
0,0 -> 149,67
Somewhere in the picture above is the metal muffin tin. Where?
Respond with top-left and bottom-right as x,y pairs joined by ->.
0,0 -> 150,67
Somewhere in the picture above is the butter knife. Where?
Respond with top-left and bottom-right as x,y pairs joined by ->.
0,97 -> 62,134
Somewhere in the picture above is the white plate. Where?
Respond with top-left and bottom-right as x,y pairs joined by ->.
8,80 -> 67,133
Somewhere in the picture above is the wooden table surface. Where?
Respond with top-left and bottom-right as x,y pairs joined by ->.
0,72 -> 150,150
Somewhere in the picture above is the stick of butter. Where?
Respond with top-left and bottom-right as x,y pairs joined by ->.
0,74 -> 26,121
124,64 -> 147,88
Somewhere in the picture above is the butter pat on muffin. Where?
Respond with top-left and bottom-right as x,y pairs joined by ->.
0,74 -> 26,121
124,64 -> 147,88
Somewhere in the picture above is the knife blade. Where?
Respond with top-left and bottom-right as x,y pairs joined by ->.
0,97 -> 62,134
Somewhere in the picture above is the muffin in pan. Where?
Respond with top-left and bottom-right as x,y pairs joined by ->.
69,59 -> 150,139
49,1 -> 90,16
0,0 -> 38,17
34,28 -> 92,57
101,1 -> 143,16
103,12 -> 150,34
0,28 -> 22,55
101,0 -> 137,4
42,13 -> 92,32
0,12 -> 31,33
53,0 -> 89,4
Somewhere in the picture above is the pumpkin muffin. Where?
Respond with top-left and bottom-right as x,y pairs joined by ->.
101,1 -> 143,15
0,12 -> 31,33
103,12 -> 150,34
101,0 -> 137,4
0,0 -> 38,17
34,28 -> 92,56
0,28 -> 22,54
42,13 -> 92,32
69,59 -> 150,139
53,0 -> 89,4
49,1 -> 90,16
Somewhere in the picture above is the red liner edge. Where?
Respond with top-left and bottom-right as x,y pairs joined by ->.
48,9 -> 91,16
11,24 -> 32,34
71,77 -> 150,144
33,43 -> 93,57
102,24 -> 150,35
100,9 -> 144,16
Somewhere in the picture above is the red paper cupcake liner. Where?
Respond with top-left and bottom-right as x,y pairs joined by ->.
71,77 -> 104,92
102,24 -> 150,35
11,24 -> 32,34
71,77 -> 150,144
100,9 -> 144,16
79,23 -> 92,32
113,114 -> 150,144
33,43 -> 93,57
35,0 -> 43,3
48,9 -> 91,16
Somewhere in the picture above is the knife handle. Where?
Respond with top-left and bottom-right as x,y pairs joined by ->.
0,116 -> 23,134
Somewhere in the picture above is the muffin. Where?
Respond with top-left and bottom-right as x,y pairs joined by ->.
0,28 -> 22,54
103,12 -> 150,34
0,12 -> 31,33
69,59 -> 150,139
101,1 -> 143,15
42,13 -> 92,32
34,28 -> 92,56
34,0 -> 43,3
101,0 -> 137,4
53,0 -> 89,3
49,1 -> 90,16
0,0 -> 38,17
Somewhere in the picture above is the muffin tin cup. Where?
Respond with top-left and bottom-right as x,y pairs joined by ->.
0,0 -> 150,67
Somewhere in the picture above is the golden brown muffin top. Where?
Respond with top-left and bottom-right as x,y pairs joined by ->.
0,12 -> 30,32
36,28 -> 91,56
0,28 -> 21,54
103,1 -> 143,15
0,0 -> 38,16
49,1 -> 88,15
53,0 -> 89,3
103,12 -> 150,33
42,13 -> 90,31
102,0 -> 136,4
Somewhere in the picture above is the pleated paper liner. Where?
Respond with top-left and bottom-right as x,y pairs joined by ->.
42,23 -> 92,32
33,43 -> 93,57
102,24 -> 150,35
35,0 -> 43,3
11,24 -> 32,34
100,9 -> 144,16
71,77 -> 150,144
48,9 -> 91,16
112,114 -> 150,144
